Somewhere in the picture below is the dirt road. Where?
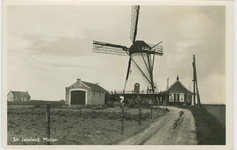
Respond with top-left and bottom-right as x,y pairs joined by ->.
117,107 -> 197,145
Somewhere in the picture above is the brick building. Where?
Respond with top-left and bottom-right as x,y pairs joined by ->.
65,79 -> 108,105
7,90 -> 31,101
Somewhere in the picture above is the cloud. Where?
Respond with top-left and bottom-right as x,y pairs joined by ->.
175,38 -> 203,52
7,33 -> 34,50
39,37 -> 58,42
198,72 -> 225,104
8,6 -> 86,39
8,33 -> 93,57
21,23 -> 85,39
6,6 -> 227,102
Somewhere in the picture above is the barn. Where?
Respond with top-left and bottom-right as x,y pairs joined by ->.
7,90 -> 31,101
65,79 -> 108,105
164,75 -> 193,105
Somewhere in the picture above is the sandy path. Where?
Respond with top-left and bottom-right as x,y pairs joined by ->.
118,106 -> 197,145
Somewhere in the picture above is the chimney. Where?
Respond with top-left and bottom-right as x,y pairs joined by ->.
176,75 -> 179,81
95,83 -> 99,85
77,78 -> 81,83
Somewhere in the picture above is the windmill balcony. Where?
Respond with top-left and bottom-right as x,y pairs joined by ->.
109,90 -> 160,95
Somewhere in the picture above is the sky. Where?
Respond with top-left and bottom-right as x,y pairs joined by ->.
7,5 -> 226,104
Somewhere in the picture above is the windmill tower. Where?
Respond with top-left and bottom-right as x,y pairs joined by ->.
93,6 -> 163,94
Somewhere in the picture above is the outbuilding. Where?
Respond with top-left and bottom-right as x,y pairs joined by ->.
65,79 -> 108,105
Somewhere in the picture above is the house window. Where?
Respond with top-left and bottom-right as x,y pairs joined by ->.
169,93 -> 174,101
180,93 -> 184,102
93,91 -> 95,96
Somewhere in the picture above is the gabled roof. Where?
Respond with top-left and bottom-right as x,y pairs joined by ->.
165,76 -> 192,93
10,91 -> 31,97
82,81 -> 107,93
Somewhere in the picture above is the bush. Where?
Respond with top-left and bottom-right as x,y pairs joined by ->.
127,99 -> 137,108
106,101 -> 114,107
33,105 -> 41,108
93,104 -> 108,110
114,102 -> 121,106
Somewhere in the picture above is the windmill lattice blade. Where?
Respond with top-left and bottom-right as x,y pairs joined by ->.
125,58 -> 132,81
93,41 -> 129,56
124,57 -> 132,91
148,44 -> 164,56
130,5 -> 140,43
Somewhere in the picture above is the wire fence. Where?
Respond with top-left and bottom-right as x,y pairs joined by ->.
7,101 -> 168,145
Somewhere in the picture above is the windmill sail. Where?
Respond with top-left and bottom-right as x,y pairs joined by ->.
93,41 -> 129,56
148,41 -> 163,56
130,5 -> 140,43
92,5 -> 164,94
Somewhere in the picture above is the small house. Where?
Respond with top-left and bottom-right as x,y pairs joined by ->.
164,75 -> 193,105
65,79 -> 108,105
7,90 -> 31,101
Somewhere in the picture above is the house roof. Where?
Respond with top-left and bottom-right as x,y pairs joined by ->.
165,76 -> 192,93
81,81 -> 108,93
10,91 -> 31,97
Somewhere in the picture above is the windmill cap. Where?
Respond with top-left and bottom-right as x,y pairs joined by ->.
129,41 -> 151,54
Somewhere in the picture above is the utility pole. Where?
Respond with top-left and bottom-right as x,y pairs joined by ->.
192,55 -> 202,107
192,55 -> 196,106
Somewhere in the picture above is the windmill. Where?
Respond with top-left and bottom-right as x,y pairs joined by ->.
92,5 -> 163,94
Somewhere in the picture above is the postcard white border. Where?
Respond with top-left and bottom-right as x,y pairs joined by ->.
2,0 -> 234,150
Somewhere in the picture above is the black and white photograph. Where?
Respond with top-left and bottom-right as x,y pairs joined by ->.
2,0 -> 234,149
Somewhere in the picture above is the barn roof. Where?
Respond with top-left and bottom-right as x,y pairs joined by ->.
10,91 -> 31,97
82,81 -> 108,93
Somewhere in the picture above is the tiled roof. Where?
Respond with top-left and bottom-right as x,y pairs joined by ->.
11,91 -> 31,97
82,81 -> 107,93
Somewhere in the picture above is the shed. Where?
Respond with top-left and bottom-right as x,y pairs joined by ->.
65,79 -> 108,105
7,90 -> 31,101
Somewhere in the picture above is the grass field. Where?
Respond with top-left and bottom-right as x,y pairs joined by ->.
7,100 -> 65,106
7,105 -> 34,109
7,105 -> 168,145
177,105 -> 225,145
203,105 -> 225,127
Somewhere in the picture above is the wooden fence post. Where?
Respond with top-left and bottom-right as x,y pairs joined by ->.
150,103 -> 152,119
157,97 -> 159,117
166,97 -> 168,109
138,95 -> 141,125
163,99 -> 165,113
121,103 -> 124,134
46,103 -> 50,145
